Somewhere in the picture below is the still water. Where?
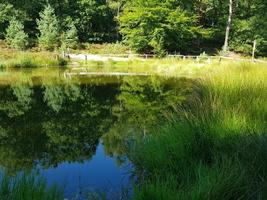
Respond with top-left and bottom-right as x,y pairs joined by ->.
0,74 -> 193,199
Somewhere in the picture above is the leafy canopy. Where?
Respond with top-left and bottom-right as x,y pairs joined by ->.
119,0 -> 210,55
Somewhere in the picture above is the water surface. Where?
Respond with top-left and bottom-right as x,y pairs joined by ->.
0,72 -> 193,198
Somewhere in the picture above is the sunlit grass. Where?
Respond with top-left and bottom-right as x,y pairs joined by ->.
132,62 -> 267,199
0,46 -> 266,199
0,50 -> 68,69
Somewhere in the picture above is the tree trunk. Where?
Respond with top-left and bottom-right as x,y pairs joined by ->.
223,0 -> 233,52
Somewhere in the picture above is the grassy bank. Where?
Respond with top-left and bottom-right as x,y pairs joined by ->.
131,63 -> 267,199
0,44 -> 68,68
0,173 -> 63,200
73,57 -> 212,76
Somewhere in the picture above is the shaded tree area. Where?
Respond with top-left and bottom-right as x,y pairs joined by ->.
0,0 -> 266,55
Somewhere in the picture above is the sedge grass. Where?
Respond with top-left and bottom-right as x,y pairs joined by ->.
131,62 -> 267,199
0,172 -> 63,200
0,50 -> 68,69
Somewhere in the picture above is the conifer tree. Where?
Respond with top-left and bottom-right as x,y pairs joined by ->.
61,22 -> 78,50
37,5 -> 60,51
5,18 -> 28,50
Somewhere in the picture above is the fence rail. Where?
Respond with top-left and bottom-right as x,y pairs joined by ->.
65,53 -> 267,64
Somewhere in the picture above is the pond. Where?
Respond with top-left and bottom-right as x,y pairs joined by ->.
0,72 -> 195,199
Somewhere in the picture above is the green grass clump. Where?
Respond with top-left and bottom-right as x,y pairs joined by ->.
7,55 -> 37,68
0,49 -> 69,68
132,63 -> 267,199
0,173 -> 64,200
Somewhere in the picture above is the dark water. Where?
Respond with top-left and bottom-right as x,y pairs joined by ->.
0,75 -> 194,199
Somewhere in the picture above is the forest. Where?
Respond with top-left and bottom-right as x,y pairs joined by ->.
0,0 -> 267,55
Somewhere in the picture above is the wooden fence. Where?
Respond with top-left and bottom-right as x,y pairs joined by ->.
65,52 -> 267,64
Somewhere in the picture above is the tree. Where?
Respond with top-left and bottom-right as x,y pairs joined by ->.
223,0 -> 233,52
119,1 -> 208,55
76,0 -> 116,42
229,0 -> 267,56
5,18 -> 28,50
61,22 -> 78,50
37,4 -> 60,51
0,3 -> 15,39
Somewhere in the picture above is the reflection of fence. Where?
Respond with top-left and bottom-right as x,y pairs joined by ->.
65,53 -> 267,64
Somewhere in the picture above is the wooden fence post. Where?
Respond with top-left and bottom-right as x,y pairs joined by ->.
252,40 -> 257,62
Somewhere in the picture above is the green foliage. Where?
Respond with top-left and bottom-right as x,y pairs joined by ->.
76,0 -> 117,42
61,22 -> 78,50
0,3 -> 22,39
0,172 -> 63,200
229,0 -> 267,56
0,0 -> 266,55
5,18 -> 28,50
131,63 -> 267,199
57,58 -> 68,67
14,57 -> 36,68
80,43 -> 129,54
37,4 -> 60,51
2,51 -> 70,68
119,1 -> 209,55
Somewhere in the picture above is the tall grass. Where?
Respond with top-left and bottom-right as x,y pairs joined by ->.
0,51 -> 68,68
131,63 -> 267,199
0,173 -> 63,200
73,57 -> 213,76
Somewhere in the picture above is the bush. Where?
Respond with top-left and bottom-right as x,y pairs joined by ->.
57,57 -> 68,67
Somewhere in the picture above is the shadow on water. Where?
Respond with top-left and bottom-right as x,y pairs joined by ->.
0,73 -> 197,199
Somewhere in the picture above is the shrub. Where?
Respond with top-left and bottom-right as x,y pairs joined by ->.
57,57 -> 68,67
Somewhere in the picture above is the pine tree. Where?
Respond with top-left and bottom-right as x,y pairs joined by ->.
37,5 -> 60,51
61,23 -> 78,50
5,18 -> 28,50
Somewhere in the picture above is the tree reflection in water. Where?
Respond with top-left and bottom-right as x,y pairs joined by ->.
0,76 -> 197,174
